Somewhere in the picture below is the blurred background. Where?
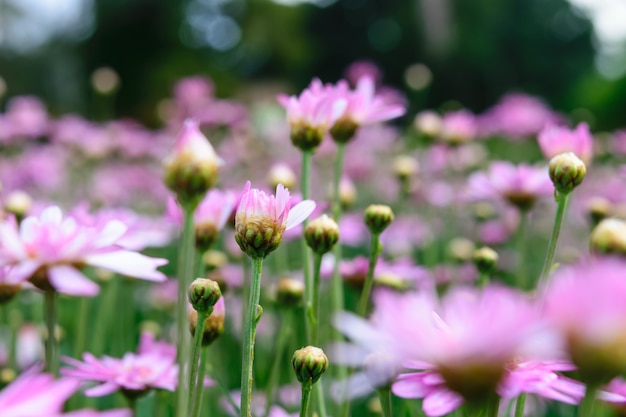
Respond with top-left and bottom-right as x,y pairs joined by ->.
0,0 -> 625,129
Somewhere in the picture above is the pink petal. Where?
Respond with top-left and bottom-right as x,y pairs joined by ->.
285,200 -> 315,230
423,388 -> 464,417
41,206 -> 63,224
85,251 -> 167,281
48,265 -> 100,297
84,382 -> 121,397
91,220 -> 128,248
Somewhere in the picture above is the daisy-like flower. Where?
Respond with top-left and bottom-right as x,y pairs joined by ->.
0,369 -> 131,417
439,110 -> 478,146
62,331 -> 179,398
278,78 -> 347,150
0,206 -> 167,297
538,122 -> 593,164
234,181 -> 315,259
465,161 -> 553,211
542,258 -> 626,385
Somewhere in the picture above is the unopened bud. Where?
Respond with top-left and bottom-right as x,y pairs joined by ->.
447,237 -> 475,263
549,152 -> 586,194
305,215 -> 340,254
4,190 -> 31,221
292,346 -> 328,384
0,283 -> 21,304
203,250 -> 228,271
590,218 -> 626,256
364,205 -> 394,235
275,277 -> 304,308
587,197 -> 612,227
472,246 -> 499,274
195,222 -> 219,253
189,297 -> 225,346
330,118 -> 359,144
290,123 -> 326,151
393,155 -> 419,181
267,163 -> 297,190
188,278 -> 222,313
414,111 -> 442,138
471,202 -> 498,222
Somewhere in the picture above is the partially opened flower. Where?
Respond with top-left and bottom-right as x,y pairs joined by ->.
62,331 -> 179,399
538,123 -> 593,164
234,181 -> 315,259
0,206 -> 167,296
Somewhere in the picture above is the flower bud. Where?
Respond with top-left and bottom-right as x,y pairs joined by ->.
471,202 -> 498,222
304,215 -> 340,254
330,118 -> 359,144
590,218 -> 626,256
202,250 -> 228,271
447,237 -> 475,263
0,283 -> 21,304
275,277 -> 304,308
472,246 -> 499,275
4,190 -> 32,222
195,222 -> 219,253
587,197 -> 612,227
393,155 -> 419,182
188,278 -> 222,313
163,120 -> 221,209
292,346 -> 328,384
290,123 -> 326,151
267,163 -> 297,190
548,152 -> 586,194
414,111 -> 442,138
189,297 -> 225,346
364,205 -> 394,235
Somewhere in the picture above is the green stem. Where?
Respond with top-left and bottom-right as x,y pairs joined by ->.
44,291 -> 58,376
486,396 -> 500,417
264,311 -> 292,417
241,257 -> 264,417
358,233 -> 381,316
516,210 -> 528,289
176,208 -> 196,417
378,387 -> 393,417
539,192 -> 570,288
310,253 -> 323,346
91,277 -> 117,356
188,308 -> 211,411
578,386 -> 597,417
514,393 -> 526,417
73,297 -> 89,359
478,272 -> 490,288
191,347 -> 210,417
301,150 -> 313,342
315,382 -> 328,417
300,381 -> 313,417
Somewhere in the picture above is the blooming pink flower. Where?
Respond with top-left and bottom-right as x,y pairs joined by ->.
0,369 -> 132,417
439,110 -> 478,145
334,76 -> 405,126
62,331 -> 178,396
234,181 -> 315,258
0,206 -> 167,296
538,123 -> 593,164
465,161 -> 553,210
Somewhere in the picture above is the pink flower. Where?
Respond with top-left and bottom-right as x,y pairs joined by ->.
538,123 -> 593,164
234,181 -> 315,258
334,76 -> 406,126
166,189 -> 236,231
62,331 -> 178,396
439,110 -> 478,145
465,161 -> 553,210
0,369 -> 132,417
0,206 -> 167,296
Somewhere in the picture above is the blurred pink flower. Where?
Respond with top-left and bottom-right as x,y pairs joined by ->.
538,123 -> 593,164
2,96 -> 49,140
166,189 -> 236,231
62,331 -> 178,396
440,110 -> 478,145
0,206 -> 167,296
344,60 -> 383,87
334,76 -> 405,125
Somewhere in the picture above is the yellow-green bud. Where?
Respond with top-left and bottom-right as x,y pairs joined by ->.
330,117 -> 359,144
304,215 -> 340,254
188,278 -> 222,313
267,163 -> 297,190
587,197 -> 612,227
275,277 -> 304,308
549,152 -> 586,194
290,123 -> 326,151
393,155 -> 419,181
447,237 -> 476,263
472,246 -> 499,274
202,250 -> 228,271
364,205 -> 394,235
195,222 -> 219,253
292,346 -> 329,384
4,190 -> 31,222
590,218 -> 626,256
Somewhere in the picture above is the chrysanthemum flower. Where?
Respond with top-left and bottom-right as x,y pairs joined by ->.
538,123 -> 593,164
465,161 -> 553,211
62,331 -> 178,398
0,206 -> 167,296
234,181 -> 315,259
439,110 -> 478,145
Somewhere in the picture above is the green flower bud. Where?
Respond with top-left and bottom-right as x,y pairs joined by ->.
590,218 -> 626,256
472,247 -> 499,275
188,304 -> 225,347
188,278 -> 222,313
195,222 -> 219,253
549,152 -> 586,195
587,197 -> 612,227
330,118 -> 359,144
275,277 -> 304,308
290,123 -> 326,151
364,205 -> 394,235
304,215 -> 340,254
447,237 -> 476,264
292,346 -> 329,384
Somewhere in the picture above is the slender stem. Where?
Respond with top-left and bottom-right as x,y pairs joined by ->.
514,393 -> 526,417
264,311 -> 292,417
176,208 -> 196,417
477,272 -> 490,288
300,381 -> 313,417
44,291 -> 58,376
578,385 -> 598,417
91,277 -> 116,356
378,387 -> 393,417
486,396 -> 501,417
538,192 -> 571,288
301,150 -> 313,342
358,233 -> 381,317
191,347 -> 210,417
310,253 -> 323,346
315,382 -> 328,417
188,308 -> 211,411
241,257 -> 264,417
73,297 -> 89,359
516,210 -> 528,289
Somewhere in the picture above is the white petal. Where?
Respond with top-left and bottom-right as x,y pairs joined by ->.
40,206 -> 63,224
91,220 -> 128,248
48,265 -> 100,297
285,200 -> 316,230
85,251 -> 167,281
